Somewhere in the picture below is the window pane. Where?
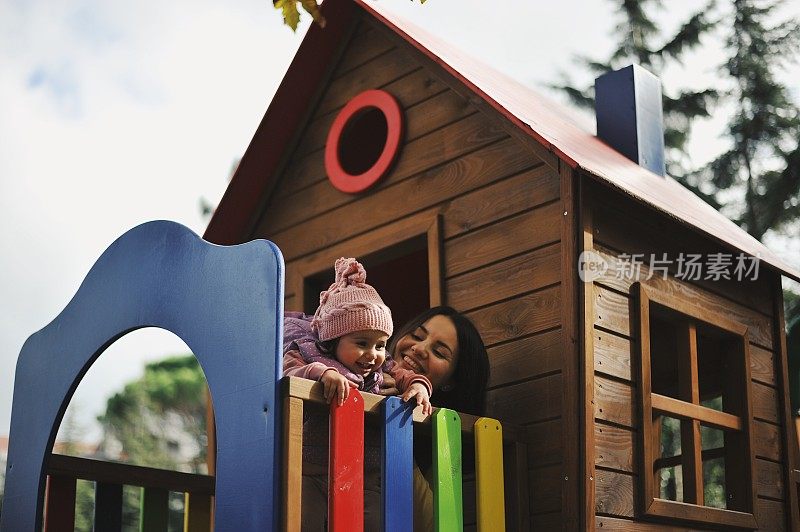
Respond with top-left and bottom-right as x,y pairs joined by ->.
700,425 -> 724,451
660,465 -> 683,502
650,310 -> 681,400
701,396 -> 723,412
660,416 -> 682,457
703,458 -> 726,509
656,416 -> 683,502
697,323 -> 745,416
701,425 -> 726,509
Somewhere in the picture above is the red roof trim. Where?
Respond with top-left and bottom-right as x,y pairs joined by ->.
203,0 -> 356,245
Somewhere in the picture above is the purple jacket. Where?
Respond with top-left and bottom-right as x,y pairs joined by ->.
283,311 -> 382,392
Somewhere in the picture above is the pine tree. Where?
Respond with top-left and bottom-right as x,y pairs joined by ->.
558,0 -> 800,322
554,0 -> 718,185
701,0 -> 800,241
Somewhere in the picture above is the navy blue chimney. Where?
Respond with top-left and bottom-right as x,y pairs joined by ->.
595,64 -> 665,176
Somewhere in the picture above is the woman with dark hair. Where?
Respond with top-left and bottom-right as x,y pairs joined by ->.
382,305 -> 489,415
380,305 -> 490,531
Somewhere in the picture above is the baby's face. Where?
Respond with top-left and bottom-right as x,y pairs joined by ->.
336,330 -> 389,377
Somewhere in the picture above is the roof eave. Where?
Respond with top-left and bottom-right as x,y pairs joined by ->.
203,0 -> 357,245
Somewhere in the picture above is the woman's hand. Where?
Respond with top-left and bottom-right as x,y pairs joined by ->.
321,369 -> 357,406
378,372 -> 399,396
402,382 -> 432,416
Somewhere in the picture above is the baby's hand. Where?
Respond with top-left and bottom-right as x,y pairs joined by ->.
402,382 -> 432,416
321,370 -> 356,406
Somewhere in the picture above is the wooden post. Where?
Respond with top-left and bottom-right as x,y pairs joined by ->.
283,396 -> 304,532
329,390 -> 364,532
382,396 -> 414,532
433,408 -> 463,532
184,492 -> 212,532
677,323 -> 703,505
43,475 -> 76,532
139,487 -> 169,531
475,417 -> 505,531
94,482 -> 123,532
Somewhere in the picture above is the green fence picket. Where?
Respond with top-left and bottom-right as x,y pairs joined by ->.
433,408 -> 463,532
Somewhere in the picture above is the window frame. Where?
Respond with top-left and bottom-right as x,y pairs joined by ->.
291,214 -> 444,313
634,282 -> 757,529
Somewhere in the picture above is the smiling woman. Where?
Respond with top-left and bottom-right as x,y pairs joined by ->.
392,314 -> 457,391
385,306 -> 490,416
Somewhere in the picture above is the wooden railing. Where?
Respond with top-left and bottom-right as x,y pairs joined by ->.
41,377 -> 529,531
44,454 -> 213,531
281,376 -> 530,531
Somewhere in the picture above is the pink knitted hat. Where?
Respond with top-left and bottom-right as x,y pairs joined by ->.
311,257 -> 393,342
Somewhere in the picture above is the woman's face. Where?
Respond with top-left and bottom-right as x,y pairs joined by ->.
393,314 -> 458,391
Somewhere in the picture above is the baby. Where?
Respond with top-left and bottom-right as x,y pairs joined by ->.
283,257 -> 432,414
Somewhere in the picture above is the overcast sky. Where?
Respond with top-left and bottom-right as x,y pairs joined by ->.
1,0 -> 798,445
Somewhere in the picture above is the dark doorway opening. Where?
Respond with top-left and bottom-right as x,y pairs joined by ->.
303,237 -> 430,335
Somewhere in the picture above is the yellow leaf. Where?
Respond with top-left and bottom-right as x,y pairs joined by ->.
300,0 -> 326,28
274,0 -> 301,31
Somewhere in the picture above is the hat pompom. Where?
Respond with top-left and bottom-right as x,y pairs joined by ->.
334,257 -> 366,286
312,257 -> 393,341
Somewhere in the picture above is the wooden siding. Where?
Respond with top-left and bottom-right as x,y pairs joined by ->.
249,15 -> 571,529
584,182 -> 789,530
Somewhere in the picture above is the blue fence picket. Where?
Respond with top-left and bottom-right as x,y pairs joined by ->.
382,397 -> 414,532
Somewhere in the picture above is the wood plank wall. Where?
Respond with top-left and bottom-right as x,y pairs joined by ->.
249,16 -> 571,529
583,183 -> 790,531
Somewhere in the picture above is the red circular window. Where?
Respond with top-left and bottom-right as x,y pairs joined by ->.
324,89 -> 404,194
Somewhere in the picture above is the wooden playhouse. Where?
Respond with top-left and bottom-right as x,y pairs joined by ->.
4,0 -> 800,530
202,0 -> 800,530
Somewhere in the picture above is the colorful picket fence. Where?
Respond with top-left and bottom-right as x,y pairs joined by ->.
282,377 -> 514,532
41,380 -> 516,532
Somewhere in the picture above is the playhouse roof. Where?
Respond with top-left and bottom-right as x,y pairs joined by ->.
205,0 -> 800,282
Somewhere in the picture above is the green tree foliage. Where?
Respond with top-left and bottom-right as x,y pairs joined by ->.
554,0 -> 718,182
693,0 -> 800,324
272,0 -> 426,32
699,0 -> 800,241
74,481 -> 94,532
98,355 -> 207,472
91,355 -> 207,528
274,0 -> 326,32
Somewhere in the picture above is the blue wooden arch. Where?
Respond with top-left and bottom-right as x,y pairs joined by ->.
0,221 -> 284,531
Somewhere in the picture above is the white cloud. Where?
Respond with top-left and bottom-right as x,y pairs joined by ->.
0,0 -> 309,439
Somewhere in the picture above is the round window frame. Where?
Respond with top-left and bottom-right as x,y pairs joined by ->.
324,89 -> 404,194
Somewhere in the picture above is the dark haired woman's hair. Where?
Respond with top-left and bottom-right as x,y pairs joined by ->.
389,306 -> 489,416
